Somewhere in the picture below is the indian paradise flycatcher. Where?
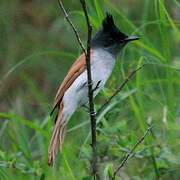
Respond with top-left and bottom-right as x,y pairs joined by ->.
48,13 -> 139,166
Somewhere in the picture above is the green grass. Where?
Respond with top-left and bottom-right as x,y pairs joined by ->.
0,0 -> 180,179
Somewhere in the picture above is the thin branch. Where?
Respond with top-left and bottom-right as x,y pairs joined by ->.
80,0 -> 98,178
97,65 -> 145,116
112,124 -> 153,180
57,0 -> 86,55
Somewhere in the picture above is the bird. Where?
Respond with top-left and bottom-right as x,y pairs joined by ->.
48,13 -> 139,166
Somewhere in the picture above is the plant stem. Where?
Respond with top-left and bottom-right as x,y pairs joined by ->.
112,124 -> 153,180
80,0 -> 98,178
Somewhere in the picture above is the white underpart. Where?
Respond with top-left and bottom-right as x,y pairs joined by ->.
62,48 -> 116,123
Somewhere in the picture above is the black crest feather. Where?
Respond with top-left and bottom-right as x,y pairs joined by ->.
102,13 -> 127,40
102,13 -> 115,31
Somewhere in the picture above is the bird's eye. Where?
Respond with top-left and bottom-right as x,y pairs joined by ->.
109,38 -> 114,42
104,38 -> 114,47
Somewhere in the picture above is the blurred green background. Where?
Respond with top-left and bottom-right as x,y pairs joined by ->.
0,0 -> 180,179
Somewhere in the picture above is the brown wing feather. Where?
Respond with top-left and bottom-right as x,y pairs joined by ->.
50,53 -> 87,115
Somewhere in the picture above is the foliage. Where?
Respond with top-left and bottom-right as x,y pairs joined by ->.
0,0 -> 180,179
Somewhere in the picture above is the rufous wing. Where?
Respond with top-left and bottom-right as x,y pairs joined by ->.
51,52 -> 89,115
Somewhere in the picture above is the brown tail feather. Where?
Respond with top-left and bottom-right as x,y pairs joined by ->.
48,104 -> 67,166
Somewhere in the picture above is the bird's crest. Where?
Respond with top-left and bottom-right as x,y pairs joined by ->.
102,13 -> 116,32
102,13 -> 127,40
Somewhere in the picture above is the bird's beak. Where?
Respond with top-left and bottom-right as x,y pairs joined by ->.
124,35 -> 140,42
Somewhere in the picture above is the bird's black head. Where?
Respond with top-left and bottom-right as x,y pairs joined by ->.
92,13 -> 139,55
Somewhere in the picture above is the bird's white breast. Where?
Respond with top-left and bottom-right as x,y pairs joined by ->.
63,48 -> 116,112
91,48 -> 116,89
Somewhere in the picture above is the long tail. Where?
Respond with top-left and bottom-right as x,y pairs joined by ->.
48,104 -> 67,166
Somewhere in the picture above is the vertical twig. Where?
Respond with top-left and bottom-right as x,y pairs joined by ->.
80,0 -> 98,178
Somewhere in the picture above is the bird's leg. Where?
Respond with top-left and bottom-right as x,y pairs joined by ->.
82,81 -> 101,112
92,80 -> 101,93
